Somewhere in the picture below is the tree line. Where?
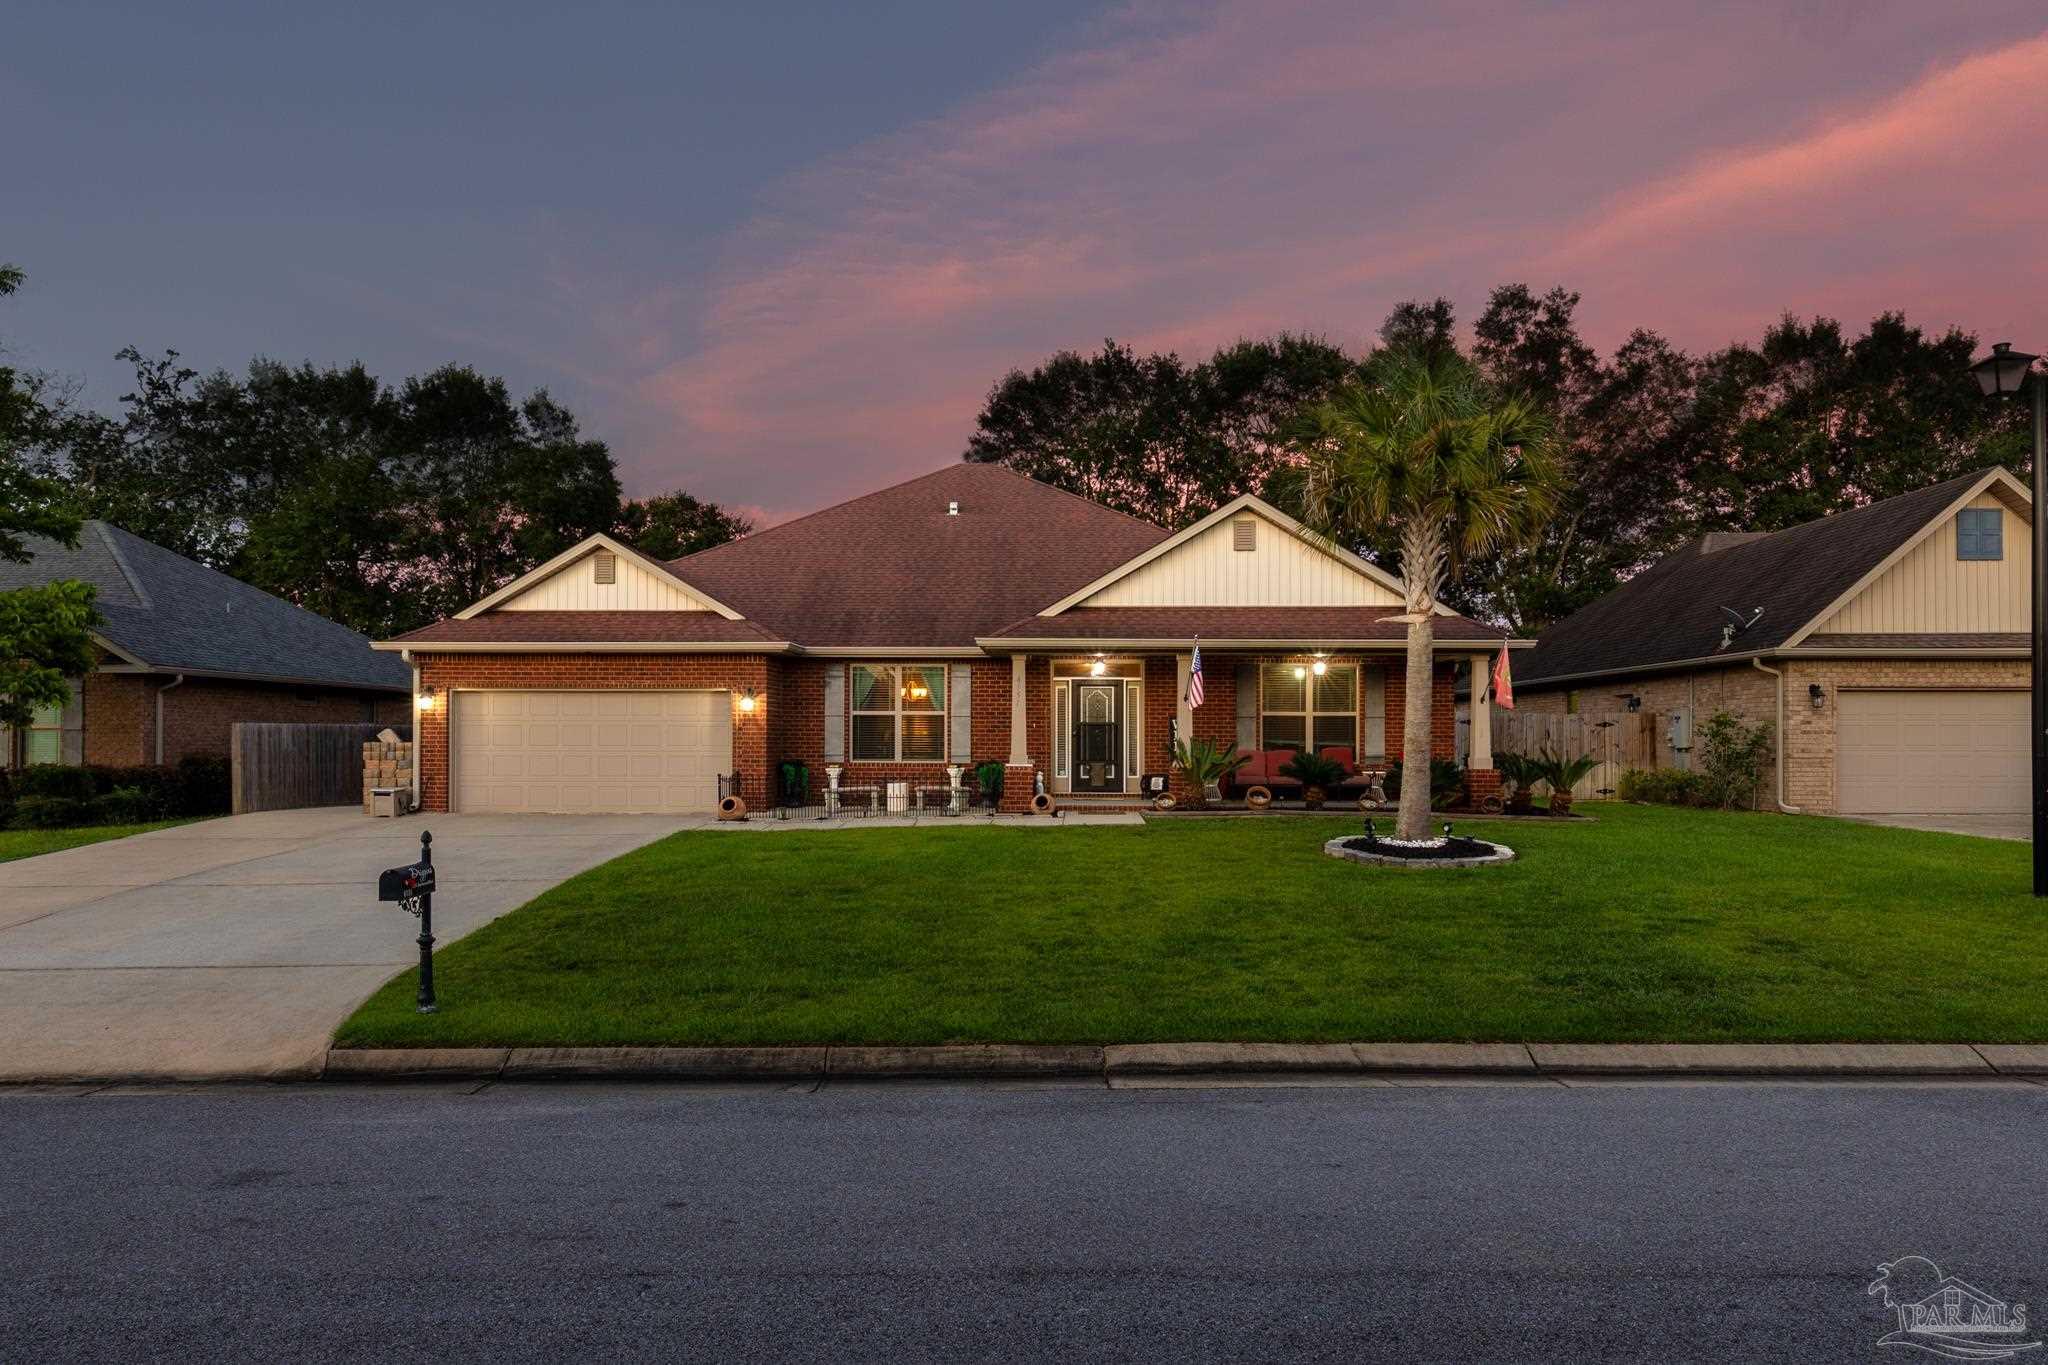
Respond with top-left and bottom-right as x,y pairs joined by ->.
6,281 -> 751,639
963,286 -> 2033,631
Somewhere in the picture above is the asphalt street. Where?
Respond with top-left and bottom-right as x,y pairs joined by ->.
5,1078 -> 2046,1362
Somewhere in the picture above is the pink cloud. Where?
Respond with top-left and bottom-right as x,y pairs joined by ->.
572,3 -> 2048,520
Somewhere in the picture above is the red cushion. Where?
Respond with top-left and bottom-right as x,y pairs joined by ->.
1319,746 -> 1356,773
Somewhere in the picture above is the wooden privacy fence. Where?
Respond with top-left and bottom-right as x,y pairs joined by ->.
232,723 -> 411,814
1489,711 -> 1669,799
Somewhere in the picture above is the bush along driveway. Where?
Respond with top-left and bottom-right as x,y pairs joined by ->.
337,803 -> 2048,1049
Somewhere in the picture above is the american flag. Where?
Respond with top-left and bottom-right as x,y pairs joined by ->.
1186,639 -> 1205,708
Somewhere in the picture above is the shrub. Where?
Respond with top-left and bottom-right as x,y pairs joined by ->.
1278,750 -> 1346,790
171,754 -> 232,816
1695,711 -> 1774,809
16,764 -> 96,803
974,760 -> 1005,807
1385,757 -> 1464,810
10,795 -> 89,829
84,765 -> 180,817
87,786 -> 157,825
1617,768 -> 1706,806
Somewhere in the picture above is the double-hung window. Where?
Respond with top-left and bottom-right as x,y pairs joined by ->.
850,664 -> 948,761
22,700 -> 63,766
1260,663 -> 1358,754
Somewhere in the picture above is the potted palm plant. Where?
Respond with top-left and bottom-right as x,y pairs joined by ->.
1496,752 -> 1537,814
1170,738 -> 1249,810
974,760 -> 1005,811
1278,750 -> 1346,810
1534,746 -> 1597,817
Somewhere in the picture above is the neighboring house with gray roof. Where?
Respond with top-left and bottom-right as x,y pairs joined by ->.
1,521 -> 411,769
1515,468 -> 2032,817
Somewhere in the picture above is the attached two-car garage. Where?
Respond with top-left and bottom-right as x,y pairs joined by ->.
1836,689 -> 2027,816
451,690 -> 732,814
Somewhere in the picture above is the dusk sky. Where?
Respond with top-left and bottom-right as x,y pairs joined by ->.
8,2 -> 2046,525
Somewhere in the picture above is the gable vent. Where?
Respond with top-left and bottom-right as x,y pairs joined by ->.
593,551 -> 617,585
1232,517 -> 1257,552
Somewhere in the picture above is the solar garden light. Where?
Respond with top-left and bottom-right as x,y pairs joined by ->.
377,829 -> 439,1012
1968,343 -> 2046,895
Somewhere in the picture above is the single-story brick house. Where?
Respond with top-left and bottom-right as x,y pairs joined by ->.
379,464 -> 1521,813
0,521 -> 412,768
1515,467 -> 2031,816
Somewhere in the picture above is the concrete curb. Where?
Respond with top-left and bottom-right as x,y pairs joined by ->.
306,1041 -> 2048,1083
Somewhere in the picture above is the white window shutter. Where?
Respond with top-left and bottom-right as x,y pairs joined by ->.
823,663 -> 845,761
1235,663 -> 1257,751
949,664 -> 973,762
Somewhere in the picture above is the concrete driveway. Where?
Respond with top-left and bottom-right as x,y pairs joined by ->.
1837,812 -> 2030,841
0,809 -> 697,1082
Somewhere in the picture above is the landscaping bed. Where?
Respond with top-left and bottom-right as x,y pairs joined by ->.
337,803 -> 2048,1048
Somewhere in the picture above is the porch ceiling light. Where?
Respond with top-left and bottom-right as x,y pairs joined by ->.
1089,655 -> 1107,676
1311,656 -> 1328,677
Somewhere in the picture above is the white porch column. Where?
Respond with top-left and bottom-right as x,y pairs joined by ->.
1175,653 -> 1194,753
1008,654 -> 1030,765
1469,653 -> 1493,769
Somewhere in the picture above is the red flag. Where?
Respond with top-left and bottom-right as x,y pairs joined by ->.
1491,643 -> 1515,710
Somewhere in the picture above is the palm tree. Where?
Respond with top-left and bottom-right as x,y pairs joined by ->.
1290,346 -> 1563,840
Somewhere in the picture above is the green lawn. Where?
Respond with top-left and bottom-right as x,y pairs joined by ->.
336,804 -> 2047,1047
0,820 -> 198,864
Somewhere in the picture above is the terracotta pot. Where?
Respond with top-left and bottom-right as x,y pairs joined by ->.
1030,792 -> 1056,816
717,795 -> 747,821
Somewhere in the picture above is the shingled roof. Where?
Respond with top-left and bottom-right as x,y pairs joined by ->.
665,464 -> 1172,647
0,522 -> 409,691
1519,469 -> 2026,685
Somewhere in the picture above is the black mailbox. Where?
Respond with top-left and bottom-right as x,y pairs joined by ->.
378,860 -> 436,901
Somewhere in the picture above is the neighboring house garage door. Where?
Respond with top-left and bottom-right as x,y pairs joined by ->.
1836,690 -> 2027,815
453,690 -> 730,813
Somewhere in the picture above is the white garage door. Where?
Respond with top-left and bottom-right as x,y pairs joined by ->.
453,690 -> 731,813
1837,690 -> 2027,815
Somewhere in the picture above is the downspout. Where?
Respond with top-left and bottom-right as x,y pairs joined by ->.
154,675 -> 186,765
404,649 -> 421,809
1749,658 -> 1800,813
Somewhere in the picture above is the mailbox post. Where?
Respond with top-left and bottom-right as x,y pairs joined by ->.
378,829 -> 438,1013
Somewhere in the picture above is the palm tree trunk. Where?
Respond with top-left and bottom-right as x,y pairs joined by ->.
1398,612 -> 1435,839
1397,523 -> 1445,841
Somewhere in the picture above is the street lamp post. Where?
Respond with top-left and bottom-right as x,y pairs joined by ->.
1971,342 -> 2047,895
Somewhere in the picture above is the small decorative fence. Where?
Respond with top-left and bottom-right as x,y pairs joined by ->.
232,722 -> 411,814
721,767 -> 1006,821
1489,711 -> 1670,800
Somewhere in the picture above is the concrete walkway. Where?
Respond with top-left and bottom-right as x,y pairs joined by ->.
0,809 -> 694,1081
1837,811 -> 2030,841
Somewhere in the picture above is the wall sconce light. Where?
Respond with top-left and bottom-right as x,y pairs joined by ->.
738,688 -> 759,714
415,687 -> 438,713
1808,683 -> 1825,711
1089,655 -> 1107,676
1621,693 -> 1641,713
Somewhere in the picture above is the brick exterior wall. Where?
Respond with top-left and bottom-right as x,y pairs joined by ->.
1518,657 -> 2030,813
413,653 -> 771,813
1140,652 -> 1458,803
80,670 -> 407,767
410,649 -> 1470,814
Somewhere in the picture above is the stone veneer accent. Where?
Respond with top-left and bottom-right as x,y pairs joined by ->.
1518,657 -> 2030,813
